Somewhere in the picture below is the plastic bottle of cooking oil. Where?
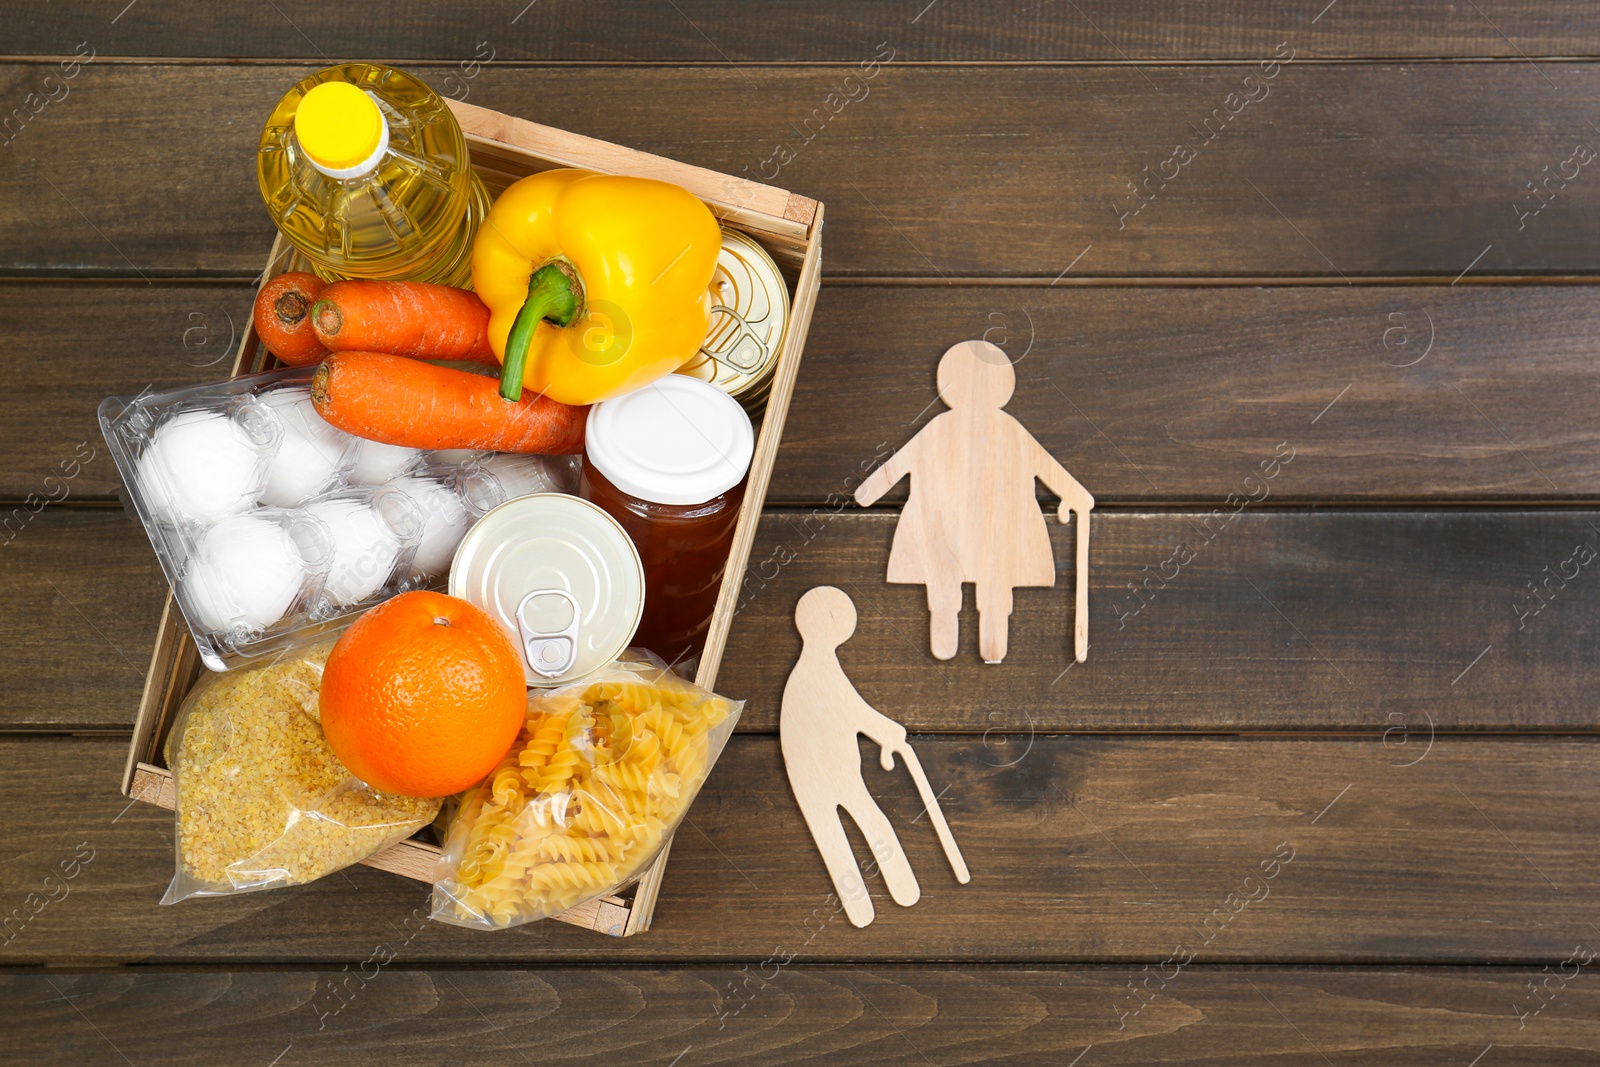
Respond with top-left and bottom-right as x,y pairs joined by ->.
257,63 -> 489,287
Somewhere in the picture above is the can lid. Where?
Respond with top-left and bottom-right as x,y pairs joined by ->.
448,493 -> 644,687
676,229 -> 789,402
585,375 -> 754,506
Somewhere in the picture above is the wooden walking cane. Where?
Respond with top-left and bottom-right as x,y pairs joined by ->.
886,742 -> 970,883
1072,495 -> 1092,664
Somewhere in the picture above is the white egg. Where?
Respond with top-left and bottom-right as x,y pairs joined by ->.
385,474 -> 471,579
182,513 -> 306,632
305,497 -> 400,606
136,410 -> 265,524
259,388 -> 352,507
347,439 -> 423,485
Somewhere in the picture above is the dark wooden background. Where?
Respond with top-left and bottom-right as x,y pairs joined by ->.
6,3 -> 1600,1063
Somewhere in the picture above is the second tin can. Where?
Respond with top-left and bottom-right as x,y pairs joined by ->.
448,493 -> 644,687
676,229 -> 789,413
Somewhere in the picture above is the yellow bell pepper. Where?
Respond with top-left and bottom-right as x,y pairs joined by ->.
472,169 -> 722,405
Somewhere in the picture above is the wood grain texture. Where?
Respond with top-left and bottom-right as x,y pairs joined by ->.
0,283 -> 254,501
0,509 -> 167,731
7,967 -> 1600,1065
9,507 -> 1600,732
770,283 -> 1600,506
3,2 -> 1597,1056
12,63 -> 1600,278
11,2 -> 1600,60
724,507 -> 1600,733
5,735 -> 1597,964
449,97 -> 814,242
13,282 -> 1600,506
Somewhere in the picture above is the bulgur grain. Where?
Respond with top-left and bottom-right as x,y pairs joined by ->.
167,639 -> 439,896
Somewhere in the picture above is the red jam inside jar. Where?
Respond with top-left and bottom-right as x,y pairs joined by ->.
579,462 -> 746,664
579,376 -> 755,667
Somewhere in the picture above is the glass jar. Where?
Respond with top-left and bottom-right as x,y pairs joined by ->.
580,376 -> 755,666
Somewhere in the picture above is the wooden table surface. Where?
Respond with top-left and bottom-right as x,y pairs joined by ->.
6,3 -> 1600,1063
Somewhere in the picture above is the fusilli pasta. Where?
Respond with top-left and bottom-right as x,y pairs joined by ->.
431,655 -> 740,928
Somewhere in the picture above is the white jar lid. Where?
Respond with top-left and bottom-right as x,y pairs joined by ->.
585,375 -> 755,505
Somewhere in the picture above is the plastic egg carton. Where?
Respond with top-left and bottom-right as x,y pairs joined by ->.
99,367 -> 579,672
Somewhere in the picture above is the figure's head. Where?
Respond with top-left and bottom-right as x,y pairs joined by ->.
937,339 -> 1015,410
794,585 -> 857,648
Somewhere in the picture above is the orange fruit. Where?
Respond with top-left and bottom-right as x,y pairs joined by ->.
320,590 -> 525,798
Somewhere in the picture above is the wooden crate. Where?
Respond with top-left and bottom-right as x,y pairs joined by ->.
120,98 -> 823,937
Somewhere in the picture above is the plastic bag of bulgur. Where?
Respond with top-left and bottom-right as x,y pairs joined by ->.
161,637 -> 440,902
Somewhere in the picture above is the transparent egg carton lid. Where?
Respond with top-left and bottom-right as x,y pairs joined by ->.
99,367 -> 457,672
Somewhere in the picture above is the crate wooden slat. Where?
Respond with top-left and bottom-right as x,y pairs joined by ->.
448,100 -> 818,248
120,101 -> 822,937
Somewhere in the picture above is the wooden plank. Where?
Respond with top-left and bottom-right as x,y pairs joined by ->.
8,967 -> 1600,1064
0,282 -> 254,501
11,2 -> 1600,61
0,509 -> 167,732
724,508 -> 1600,732
11,63 -> 1600,279
769,283 -> 1600,506
4,735 -> 1597,964
448,98 -> 815,242
10,507 -> 1600,733
13,281 -> 1600,507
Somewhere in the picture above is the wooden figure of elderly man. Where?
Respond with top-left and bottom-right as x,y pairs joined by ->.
854,339 -> 1095,664
781,586 -> 969,928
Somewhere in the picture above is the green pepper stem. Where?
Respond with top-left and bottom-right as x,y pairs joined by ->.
500,260 -> 583,401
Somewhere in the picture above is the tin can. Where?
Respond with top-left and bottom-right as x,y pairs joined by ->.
448,493 -> 644,687
677,229 -> 789,413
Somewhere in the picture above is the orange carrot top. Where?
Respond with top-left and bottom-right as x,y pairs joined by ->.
311,280 -> 496,364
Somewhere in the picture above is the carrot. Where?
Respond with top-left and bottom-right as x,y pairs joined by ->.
310,280 -> 496,364
312,351 -> 587,454
253,272 -> 328,366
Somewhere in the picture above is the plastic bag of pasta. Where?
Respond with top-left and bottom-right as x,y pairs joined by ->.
162,637 -> 440,902
431,651 -> 743,928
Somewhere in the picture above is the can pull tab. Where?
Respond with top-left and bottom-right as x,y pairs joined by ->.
708,304 -> 769,371
515,588 -> 581,678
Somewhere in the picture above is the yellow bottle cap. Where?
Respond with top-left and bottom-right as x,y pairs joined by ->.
294,81 -> 384,172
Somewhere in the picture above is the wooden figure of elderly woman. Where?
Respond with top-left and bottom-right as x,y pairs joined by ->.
854,339 -> 1095,664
